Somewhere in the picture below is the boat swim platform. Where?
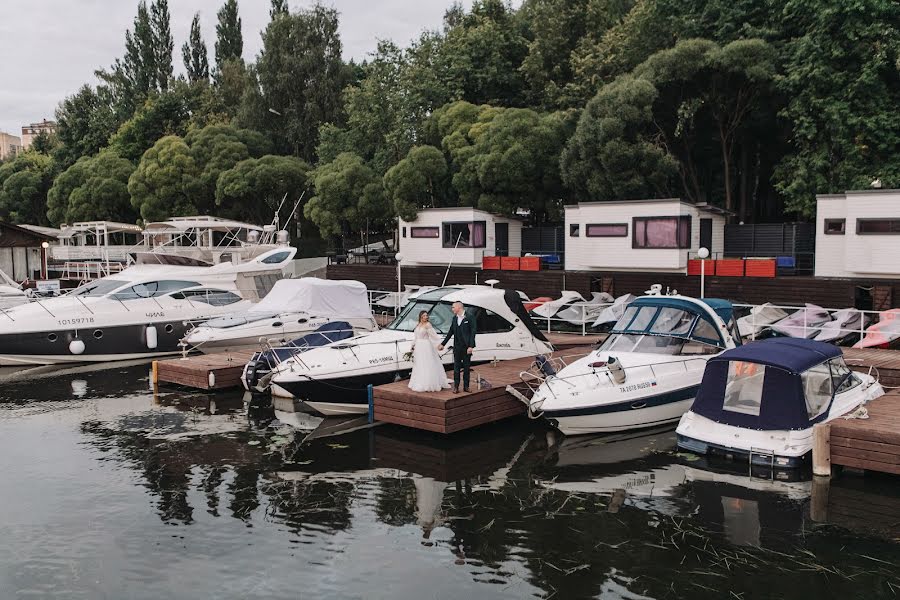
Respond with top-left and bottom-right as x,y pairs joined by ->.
372,350 -> 590,435
153,351 -> 255,391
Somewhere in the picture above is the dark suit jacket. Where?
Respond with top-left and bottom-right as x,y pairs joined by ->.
441,313 -> 477,354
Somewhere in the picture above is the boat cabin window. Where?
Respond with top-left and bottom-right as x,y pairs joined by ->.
691,319 -> 719,342
829,359 -> 861,394
170,289 -> 243,306
600,333 -> 720,356
112,280 -> 200,300
649,307 -> 695,335
260,251 -> 292,264
722,361 -> 765,416
70,279 -> 127,297
802,362 -> 833,419
470,307 -> 514,333
388,301 -> 456,333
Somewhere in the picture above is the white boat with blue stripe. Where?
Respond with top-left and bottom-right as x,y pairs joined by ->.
530,292 -> 741,435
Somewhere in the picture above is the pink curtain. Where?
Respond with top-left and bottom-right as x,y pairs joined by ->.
469,222 -> 485,247
645,219 -> 678,247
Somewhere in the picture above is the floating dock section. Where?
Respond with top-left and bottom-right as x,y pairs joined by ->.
154,351 -> 255,390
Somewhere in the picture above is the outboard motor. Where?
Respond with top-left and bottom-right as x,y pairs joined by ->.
607,356 -> 626,384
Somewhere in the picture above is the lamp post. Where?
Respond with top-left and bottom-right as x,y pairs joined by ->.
40,241 -> 50,280
697,247 -> 710,298
395,252 -> 404,317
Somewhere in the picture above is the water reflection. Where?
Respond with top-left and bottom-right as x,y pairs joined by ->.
0,363 -> 898,599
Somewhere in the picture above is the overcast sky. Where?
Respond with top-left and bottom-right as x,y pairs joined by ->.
0,0 -> 496,136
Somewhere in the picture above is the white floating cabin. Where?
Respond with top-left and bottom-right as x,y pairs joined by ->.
564,198 -> 727,273
815,189 -> 900,279
397,207 -> 522,267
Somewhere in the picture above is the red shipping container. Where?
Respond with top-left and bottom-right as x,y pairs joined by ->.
714,259 -> 745,277
482,256 -> 501,270
500,257 -> 520,270
744,259 -> 776,278
687,259 -> 713,276
520,256 -> 541,271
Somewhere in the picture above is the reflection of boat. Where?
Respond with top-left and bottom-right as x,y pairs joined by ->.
531,295 -> 741,435
0,247 -> 296,366
556,292 -> 614,326
548,425 -> 676,467
183,278 -> 377,353
853,308 -> 900,349
737,303 -> 788,339
812,308 -> 866,344
590,293 -> 636,331
677,338 -> 884,467
767,304 -> 831,338
269,286 -> 553,415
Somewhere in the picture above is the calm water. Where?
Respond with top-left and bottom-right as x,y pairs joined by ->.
0,363 -> 898,600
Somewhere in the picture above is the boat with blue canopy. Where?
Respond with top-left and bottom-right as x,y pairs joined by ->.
528,293 -> 741,435
676,337 -> 884,467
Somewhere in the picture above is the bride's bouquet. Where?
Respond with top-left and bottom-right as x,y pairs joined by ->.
402,350 -> 413,362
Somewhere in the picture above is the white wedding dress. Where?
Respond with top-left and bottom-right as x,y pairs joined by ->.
408,324 -> 450,392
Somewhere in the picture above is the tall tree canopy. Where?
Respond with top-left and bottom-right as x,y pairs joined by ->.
0,153 -> 56,225
182,13 -> 210,84
215,0 -> 243,67
150,0 -> 174,91
216,154 -> 310,225
304,152 -> 389,238
128,136 -> 202,222
47,151 -> 136,225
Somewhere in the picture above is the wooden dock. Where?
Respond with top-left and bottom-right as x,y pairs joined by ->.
842,347 -> 900,387
818,389 -> 900,476
154,351 -> 255,390
372,349 -> 588,434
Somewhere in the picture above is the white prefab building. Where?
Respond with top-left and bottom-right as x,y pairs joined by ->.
815,189 -> 900,279
565,198 -> 727,273
397,207 -> 522,266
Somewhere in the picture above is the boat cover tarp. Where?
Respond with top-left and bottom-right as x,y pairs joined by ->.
254,321 -> 355,367
813,308 -> 864,343
592,294 -> 636,328
700,298 -> 737,325
737,303 -> 789,338
252,278 -> 371,318
530,290 -> 585,318
769,304 -> 831,338
853,309 -> 900,348
691,338 -> 842,430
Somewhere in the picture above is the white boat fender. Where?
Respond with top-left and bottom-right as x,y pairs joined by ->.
69,339 -> 85,355
208,372 -> 216,388
607,356 -> 626,385
146,325 -> 158,350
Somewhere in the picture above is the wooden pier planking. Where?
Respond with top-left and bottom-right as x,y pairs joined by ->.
154,351 -> 255,390
373,349 -> 589,434
842,347 -> 900,387
824,389 -> 900,476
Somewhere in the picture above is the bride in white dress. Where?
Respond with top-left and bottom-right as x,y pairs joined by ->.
408,311 -> 450,392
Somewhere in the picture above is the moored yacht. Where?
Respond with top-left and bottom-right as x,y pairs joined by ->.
0,247 -> 296,366
676,337 -> 884,467
268,285 -> 555,415
529,293 -> 741,435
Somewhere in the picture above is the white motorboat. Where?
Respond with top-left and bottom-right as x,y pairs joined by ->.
528,294 -> 741,435
812,308 -> 866,344
0,247 -> 296,366
182,278 -> 377,353
676,337 -> 884,467
737,303 -> 788,339
590,293 -> 636,330
767,304 -> 832,338
268,285 -> 554,416
555,292 -> 614,326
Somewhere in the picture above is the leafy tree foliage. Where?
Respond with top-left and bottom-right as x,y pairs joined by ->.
128,136 -> 201,222
53,85 -> 119,168
47,151 -> 136,225
150,0 -> 174,91
182,13 -> 210,84
215,0 -> 243,67
0,152 -> 55,225
215,154 -> 310,225
30,131 -> 58,155
304,152 -> 389,238
383,146 -> 450,220
108,87 -> 194,162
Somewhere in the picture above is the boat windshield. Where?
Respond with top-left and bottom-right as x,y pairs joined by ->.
599,332 -> 721,355
68,279 -> 128,297
387,300 -> 456,333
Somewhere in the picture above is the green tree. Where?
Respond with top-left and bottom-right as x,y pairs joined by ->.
0,152 -> 55,225
182,13 -> 210,84
46,150 -> 136,225
383,145 -> 450,220
53,85 -> 118,168
774,0 -> 900,216
108,87 -> 194,162
96,1 -> 157,118
304,152 -> 389,238
128,135 -> 202,222
270,0 -> 289,20
30,131 -> 58,155
215,0 -> 243,67
215,154 -> 310,226
151,0 -> 174,91
250,4 -> 349,160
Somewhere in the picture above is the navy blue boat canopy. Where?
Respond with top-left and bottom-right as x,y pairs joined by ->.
257,321 -> 355,367
691,338 -> 851,431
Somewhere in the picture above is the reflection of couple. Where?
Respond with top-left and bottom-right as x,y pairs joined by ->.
408,301 -> 476,393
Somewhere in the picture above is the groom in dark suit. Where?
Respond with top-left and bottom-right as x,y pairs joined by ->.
439,301 -> 477,393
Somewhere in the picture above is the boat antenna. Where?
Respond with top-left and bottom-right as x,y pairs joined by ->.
441,232 -> 463,287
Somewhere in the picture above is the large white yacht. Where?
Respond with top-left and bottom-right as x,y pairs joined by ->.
267,286 -> 555,416
529,293 -> 741,435
0,246 -> 296,366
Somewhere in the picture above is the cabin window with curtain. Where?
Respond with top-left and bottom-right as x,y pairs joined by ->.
569,224 -> 580,237
410,227 -> 440,238
824,219 -> 845,235
586,223 -> 628,237
722,361 -> 766,416
632,216 -> 692,249
856,219 -> 900,234
442,221 -> 486,248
